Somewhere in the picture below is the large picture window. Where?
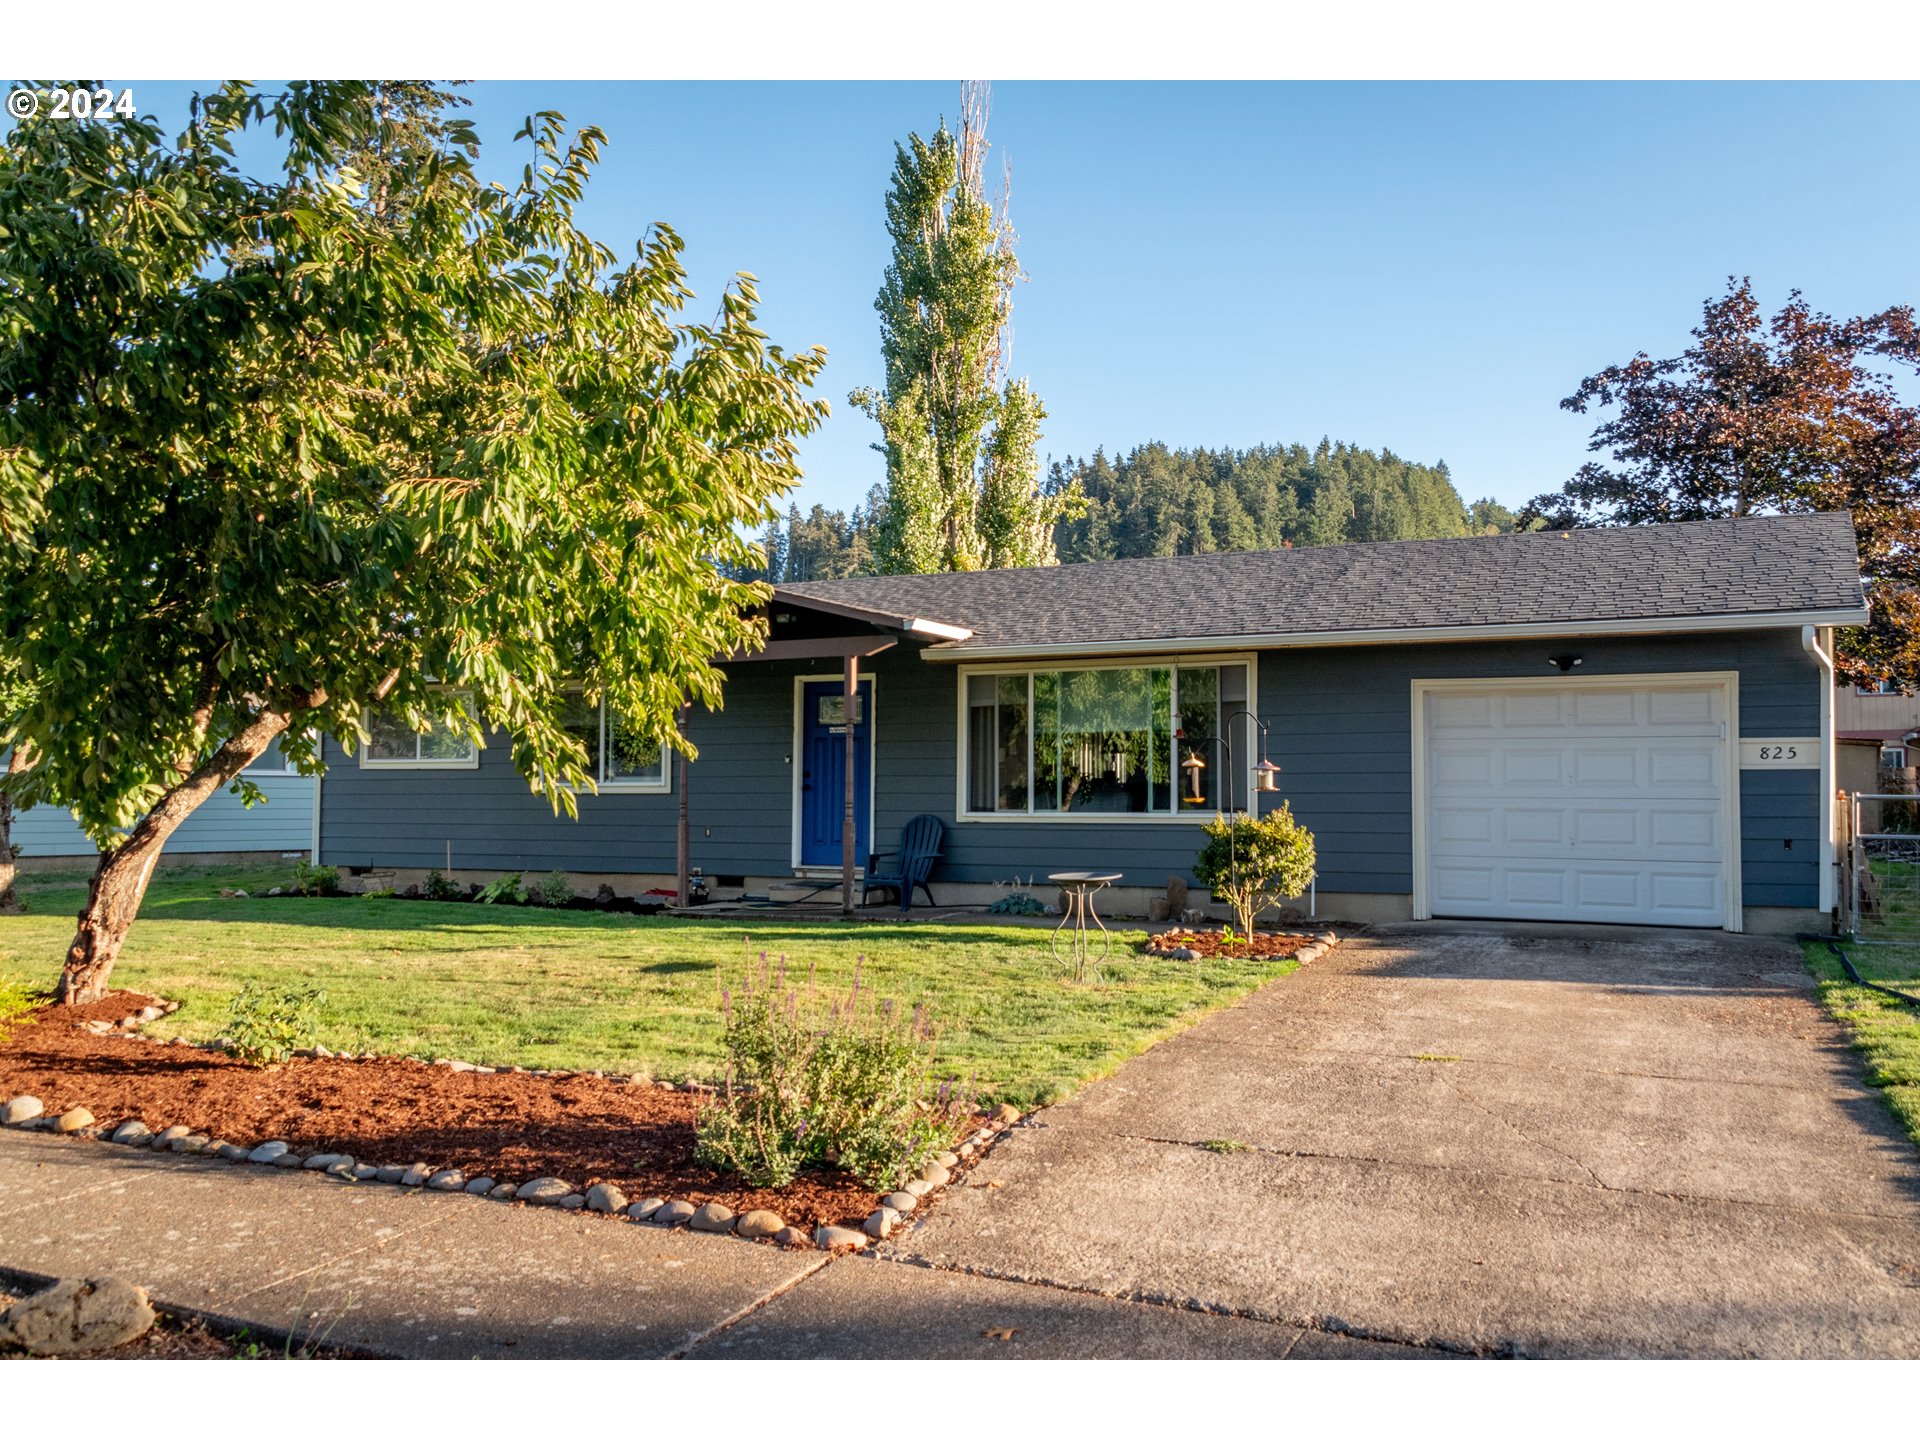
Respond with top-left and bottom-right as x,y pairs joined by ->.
964,661 -> 1251,818
558,694 -> 671,792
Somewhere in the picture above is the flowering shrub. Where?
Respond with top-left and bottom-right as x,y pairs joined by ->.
694,954 -> 972,1191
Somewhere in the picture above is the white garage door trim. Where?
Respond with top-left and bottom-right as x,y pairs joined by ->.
1410,672 -> 1743,933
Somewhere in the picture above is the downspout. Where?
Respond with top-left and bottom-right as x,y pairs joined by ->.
1802,625 -> 1837,916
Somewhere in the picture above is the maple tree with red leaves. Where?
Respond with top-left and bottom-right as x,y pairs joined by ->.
1524,277 -> 1920,687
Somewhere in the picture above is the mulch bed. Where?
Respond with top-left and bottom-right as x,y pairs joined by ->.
1144,928 -> 1315,961
0,990 -> 882,1230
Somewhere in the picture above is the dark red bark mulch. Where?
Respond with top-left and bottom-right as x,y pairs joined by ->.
1144,928 -> 1313,961
0,990 -> 882,1229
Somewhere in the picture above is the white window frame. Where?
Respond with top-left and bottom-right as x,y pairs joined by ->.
589,697 -> 673,794
357,694 -> 481,770
953,653 -> 1259,824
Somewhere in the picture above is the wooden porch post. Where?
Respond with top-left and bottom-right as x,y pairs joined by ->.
842,654 -> 858,915
675,704 -> 691,908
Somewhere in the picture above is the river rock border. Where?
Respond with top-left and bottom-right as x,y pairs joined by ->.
4,996 -> 1025,1254
1145,926 -> 1343,964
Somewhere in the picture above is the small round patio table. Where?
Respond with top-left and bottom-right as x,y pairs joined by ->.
1048,872 -> 1123,983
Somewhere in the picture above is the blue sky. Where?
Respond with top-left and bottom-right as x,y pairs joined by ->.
104,80 -> 1920,513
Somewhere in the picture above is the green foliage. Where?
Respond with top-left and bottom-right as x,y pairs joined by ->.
1198,1138 -> 1251,1154
0,81 -> 825,983
421,869 -> 462,903
1192,804 -> 1317,940
532,870 -> 574,908
0,975 -> 39,1043
291,862 -> 340,897
224,982 -> 325,1066
695,956 -> 973,1191
852,84 -> 1078,574
476,872 -> 525,905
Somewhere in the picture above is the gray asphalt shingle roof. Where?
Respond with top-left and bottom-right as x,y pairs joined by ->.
775,512 -> 1865,652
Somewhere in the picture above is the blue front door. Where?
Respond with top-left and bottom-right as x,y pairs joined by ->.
799,678 -> 873,869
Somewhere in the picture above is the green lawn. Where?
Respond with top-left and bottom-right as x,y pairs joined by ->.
1803,939 -> 1920,1148
0,864 -> 1296,1108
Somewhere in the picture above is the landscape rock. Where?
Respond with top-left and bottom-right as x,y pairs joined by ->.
585,1182 -> 628,1213
991,1103 -> 1022,1124
52,1107 -> 96,1134
427,1169 -> 466,1191
0,1276 -> 155,1356
862,1208 -> 897,1239
649,1199 -> 696,1226
813,1225 -> 868,1251
304,1152 -> 350,1170
272,1152 -> 304,1168
627,1198 -> 667,1221
734,1209 -> 784,1240
216,1143 -> 251,1161
169,1133 -> 210,1153
353,1163 -> 381,1180
881,1191 -> 918,1213
400,1162 -> 433,1187
81,1019 -> 114,1036
136,1006 -> 165,1023
247,1141 -> 290,1163
689,1202 -> 736,1233
935,1151 -> 959,1168
488,1182 -> 518,1201
151,1125 -> 189,1147
110,1120 -> 152,1145
374,1164 -> 409,1183
464,1176 -> 497,1195
557,1194 -> 587,1209
1,1097 -> 45,1127
918,1163 -> 952,1187
515,1177 -> 574,1204
323,1156 -> 358,1175
771,1226 -> 813,1249
903,1177 -> 935,1198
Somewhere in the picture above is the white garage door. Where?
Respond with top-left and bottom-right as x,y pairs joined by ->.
1421,681 -> 1730,928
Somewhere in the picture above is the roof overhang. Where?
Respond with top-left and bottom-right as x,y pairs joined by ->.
769,587 -> 973,643
917,606 -> 1871,663
723,635 -> 898,664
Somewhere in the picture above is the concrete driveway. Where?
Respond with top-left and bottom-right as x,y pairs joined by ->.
868,926 -> 1920,1357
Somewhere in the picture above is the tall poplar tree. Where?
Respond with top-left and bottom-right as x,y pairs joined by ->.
853,82 -> 1076,573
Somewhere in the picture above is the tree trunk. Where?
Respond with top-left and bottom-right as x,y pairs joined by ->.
56,709 -> 295,1005
0,780 -> 20,916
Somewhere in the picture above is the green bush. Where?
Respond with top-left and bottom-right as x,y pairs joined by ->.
695,956 -> 972,1191
422,869 -> 462,903
0,976 -> 40,1044
224,982 -> 325,1066
476,871 -> 525,904
291,861 -> 340,897
532,870 -> 574,907
1192,803 -> 1316,940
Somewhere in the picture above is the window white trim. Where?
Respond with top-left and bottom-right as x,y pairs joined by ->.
357,695 -> 480,769
789,672 -> 878,872
593,699 -> 672,794
953,653 -> 1260,824
1408,671 -> 1743,934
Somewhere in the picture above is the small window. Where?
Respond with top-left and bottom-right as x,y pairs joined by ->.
1881,747 -> 1908,770
1858,678 -> 1901,696
558,692 -> 670,792
360,697 -> 479,767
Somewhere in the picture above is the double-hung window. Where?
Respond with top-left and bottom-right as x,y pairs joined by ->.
963,659 -> 1252,818
558,695 -> 671,792
361,696 -> 479,767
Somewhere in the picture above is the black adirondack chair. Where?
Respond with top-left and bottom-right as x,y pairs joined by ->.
862,814 -> 945,913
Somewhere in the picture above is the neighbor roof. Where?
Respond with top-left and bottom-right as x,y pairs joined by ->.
774,512 -> 1867,658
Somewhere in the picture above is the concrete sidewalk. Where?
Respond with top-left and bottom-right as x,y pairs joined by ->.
0,1129 -> 1430,1358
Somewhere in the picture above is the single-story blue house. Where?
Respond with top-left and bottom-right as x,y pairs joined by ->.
314,512 -> 1867,934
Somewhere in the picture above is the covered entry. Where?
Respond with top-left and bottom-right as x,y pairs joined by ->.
1413,674 -> 1737,929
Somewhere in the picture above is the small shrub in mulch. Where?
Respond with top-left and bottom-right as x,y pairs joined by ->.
1144,928 -> 1313,961
0,990 -> 886,1229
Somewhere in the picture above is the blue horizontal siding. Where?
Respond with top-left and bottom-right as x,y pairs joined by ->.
12,775 -> 315,858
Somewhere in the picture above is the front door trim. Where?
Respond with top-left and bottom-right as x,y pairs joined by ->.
790,672 -> 878,874
1409,670 -> 1743,933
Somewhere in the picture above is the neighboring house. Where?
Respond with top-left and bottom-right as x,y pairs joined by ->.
1837,678 -> 1920,769
315,513 -> 1867,935
10,737 -> 316,863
